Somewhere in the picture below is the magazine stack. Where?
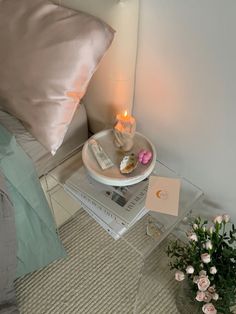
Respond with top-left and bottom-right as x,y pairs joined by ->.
64,166 -> 149,240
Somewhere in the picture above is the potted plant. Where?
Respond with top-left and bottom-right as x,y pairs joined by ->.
167,214 -> 236,314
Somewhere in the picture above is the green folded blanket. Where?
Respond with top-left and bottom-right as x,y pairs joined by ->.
0,124 -> 66,278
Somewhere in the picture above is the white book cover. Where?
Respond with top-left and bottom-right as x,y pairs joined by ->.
63,189 -> 127,240
64,185 -> 148,240
64,186 -> 127,240
65,166 -> 148,227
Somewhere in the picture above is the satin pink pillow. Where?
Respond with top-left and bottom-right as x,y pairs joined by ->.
0,0 -> 114,154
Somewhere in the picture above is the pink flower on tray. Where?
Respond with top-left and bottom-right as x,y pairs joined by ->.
138,149 -> 152,165
202,303 -> 217,314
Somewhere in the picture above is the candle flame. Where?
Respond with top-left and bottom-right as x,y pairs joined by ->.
124,110 -> 128,117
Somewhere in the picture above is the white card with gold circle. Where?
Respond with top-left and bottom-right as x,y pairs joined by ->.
145,176 -> 181,216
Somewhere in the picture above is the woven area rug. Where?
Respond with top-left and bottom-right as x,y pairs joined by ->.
14,209 -> 179,314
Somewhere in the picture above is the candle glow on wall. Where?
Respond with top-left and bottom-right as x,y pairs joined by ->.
111,79 -> 133,115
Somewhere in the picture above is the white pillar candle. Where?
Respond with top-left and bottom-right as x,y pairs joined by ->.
113,111 -> 136,152
115,111 -> 136,133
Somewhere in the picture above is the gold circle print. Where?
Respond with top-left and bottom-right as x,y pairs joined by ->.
156,189 -> 168,200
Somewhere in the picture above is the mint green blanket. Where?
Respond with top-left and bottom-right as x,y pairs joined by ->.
0,125 -> 66,278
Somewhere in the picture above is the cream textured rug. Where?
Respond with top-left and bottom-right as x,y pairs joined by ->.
14,209 -> 179,314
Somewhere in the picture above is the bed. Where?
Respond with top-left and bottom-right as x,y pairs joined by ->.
0,0 -> 139,312
0,0 -> 139,176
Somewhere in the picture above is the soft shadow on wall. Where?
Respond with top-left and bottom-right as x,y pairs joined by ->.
133,0 -> 236,222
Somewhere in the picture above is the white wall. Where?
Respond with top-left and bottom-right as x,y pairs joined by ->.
56,0 -> 139,133
134,0 -> 236,221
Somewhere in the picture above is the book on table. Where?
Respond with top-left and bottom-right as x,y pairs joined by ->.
64,166 -> 149,239
64,187 -> 127,240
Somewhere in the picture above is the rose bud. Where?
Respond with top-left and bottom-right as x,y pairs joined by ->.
222,213 -> 230,223
210,266 -> 217,275
205,241 -> 213,250
201,253 -> 211,264
212,293 -> 219,301
213,215 -> 223,224
193,223 -> 198,230
188,232 -> 198,242
175,270 -> 185,281
209,226 -> 214,234
186,265 -> 194,274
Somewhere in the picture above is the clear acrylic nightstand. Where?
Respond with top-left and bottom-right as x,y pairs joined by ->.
43,146 -> 203,313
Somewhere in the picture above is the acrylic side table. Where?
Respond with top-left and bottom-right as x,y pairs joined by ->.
44,136 -> 203,313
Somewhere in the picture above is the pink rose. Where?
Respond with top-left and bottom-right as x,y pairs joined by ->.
213,215 -> 223,224
201,253 -> 211,264
202,303 -> 217,314
196,291 -> 205,302
203,291 -> 212,303
175,270 -> 185,281
188,232 -> 198,242
210,266 -> 217,275
186,265 -> 194,274
222,214 -> 230,223
197,275 -> 211,291
212,293 -> 219,301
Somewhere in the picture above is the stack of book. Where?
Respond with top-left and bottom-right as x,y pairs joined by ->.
64,166 -> 149,240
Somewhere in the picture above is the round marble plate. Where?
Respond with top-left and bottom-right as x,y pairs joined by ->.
82,129 -> 156,186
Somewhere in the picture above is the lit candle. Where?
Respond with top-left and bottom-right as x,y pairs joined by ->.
113,110 -> 136,152
115,111 -> 136,133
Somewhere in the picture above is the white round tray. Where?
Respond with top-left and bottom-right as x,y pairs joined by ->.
82,129 -> 156,186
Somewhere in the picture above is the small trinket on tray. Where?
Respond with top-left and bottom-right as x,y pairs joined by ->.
120,153 -> 138,174
138,149 -> 152,165
89,139 -> 114,170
